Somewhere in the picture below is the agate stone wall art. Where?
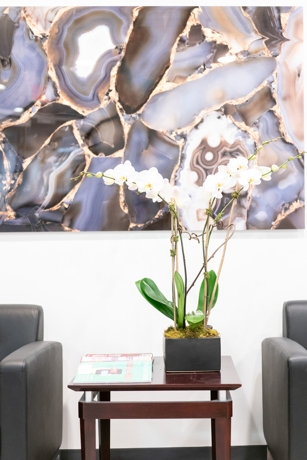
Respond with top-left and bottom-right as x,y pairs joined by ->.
0,6 -> 304,231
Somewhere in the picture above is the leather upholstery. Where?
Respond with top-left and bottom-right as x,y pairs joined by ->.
283,300 -> 307,349
0,304 -> 62,460
0,304 -> 43,362
262,300 -> 307,460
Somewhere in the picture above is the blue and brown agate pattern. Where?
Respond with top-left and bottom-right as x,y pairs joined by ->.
0,6 -> 304,231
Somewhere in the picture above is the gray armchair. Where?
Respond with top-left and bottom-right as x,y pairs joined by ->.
262,300 -> 307,460
0,304 -> 62,460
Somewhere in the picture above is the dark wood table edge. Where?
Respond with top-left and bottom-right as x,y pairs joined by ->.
68,355 -> 242,392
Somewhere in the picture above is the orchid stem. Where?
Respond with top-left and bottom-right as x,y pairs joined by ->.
206,195 -> 237,326
170,203 -> 177,330
177,221 -> 187,328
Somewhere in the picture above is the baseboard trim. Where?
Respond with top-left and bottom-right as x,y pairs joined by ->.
60,445 -> 267,460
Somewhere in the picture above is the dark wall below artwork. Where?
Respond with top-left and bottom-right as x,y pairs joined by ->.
60,446 -> 267,460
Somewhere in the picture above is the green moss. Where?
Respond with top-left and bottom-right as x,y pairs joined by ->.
164,325 -> 220,339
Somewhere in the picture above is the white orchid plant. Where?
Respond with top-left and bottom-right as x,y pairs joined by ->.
75,139 -> 304,335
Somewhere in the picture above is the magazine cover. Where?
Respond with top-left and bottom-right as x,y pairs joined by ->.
74,354 -> 153,383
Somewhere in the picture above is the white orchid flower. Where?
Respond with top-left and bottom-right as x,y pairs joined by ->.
203,172 -> 236,199
218,158 -> 249,187
238,168 -> 262,191
111,161 -> 136,186
119,161 -> 139,190
218,164 -> 230,175
216,165 -> 237,189
147,179 -> 190,209
171,186 -> 191,210
146,189 -> 161,201
254,165 -> 272,181
136,167 -> 165,200
126,170 -> 139,191
227,156 -> 249,175
158,179 -> 173,203
103,169 -> 116,185
218,164 -> 237,183
195,186 -> 212,208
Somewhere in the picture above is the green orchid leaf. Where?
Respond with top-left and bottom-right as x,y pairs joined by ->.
136,278 -> 175,321
186,311 -> 205,329
174,271 -> 185,328
197,270 -> 219,314
207,270 -> 219,309
197,279 -> 205,313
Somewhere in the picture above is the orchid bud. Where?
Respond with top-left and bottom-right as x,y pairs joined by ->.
271,164 -> 279,172
95,172 -> 103,178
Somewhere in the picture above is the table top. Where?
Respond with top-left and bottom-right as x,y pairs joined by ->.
68,356 -> 241,392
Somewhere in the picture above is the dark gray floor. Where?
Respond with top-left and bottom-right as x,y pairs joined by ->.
60,446 -> 267,460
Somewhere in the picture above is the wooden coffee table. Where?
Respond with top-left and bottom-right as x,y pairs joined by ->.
68,355 -> 241,460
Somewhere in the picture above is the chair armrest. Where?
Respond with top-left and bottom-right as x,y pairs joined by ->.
262,337 -> 307,460
0,341 -> 62,460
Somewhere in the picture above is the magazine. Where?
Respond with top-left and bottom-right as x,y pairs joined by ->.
81,353 -> 153,363
73,353 -> 153,383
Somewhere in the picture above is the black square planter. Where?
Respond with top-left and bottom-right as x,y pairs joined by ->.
163,336 -> 221,372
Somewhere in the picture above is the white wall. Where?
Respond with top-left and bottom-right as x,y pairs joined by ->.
1,229 -> 306,448
1,0 -> 306,451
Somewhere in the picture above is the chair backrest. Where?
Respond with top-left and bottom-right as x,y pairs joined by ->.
0,304 -> 44,362
283,300 -> 307,349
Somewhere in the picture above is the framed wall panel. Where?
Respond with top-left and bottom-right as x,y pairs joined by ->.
0,6 -> 304,231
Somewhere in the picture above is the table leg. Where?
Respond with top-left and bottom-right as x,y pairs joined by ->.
80,418 -> 96,460
98,391 -> 111,460
210,391 -> 218,460
211,417 -> 231,460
